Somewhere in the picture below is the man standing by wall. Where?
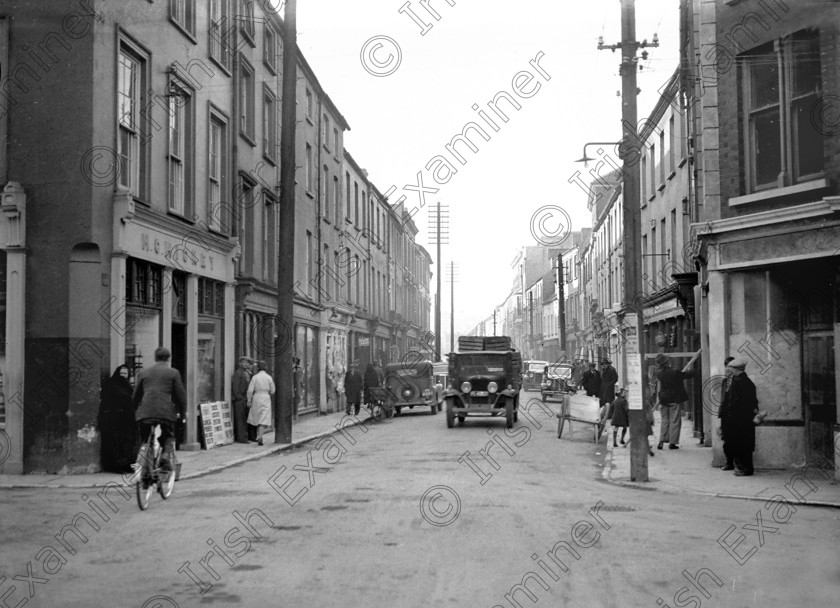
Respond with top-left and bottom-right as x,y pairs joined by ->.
232,357 -> 253,444
344,361 -> 363,416
654,353 -> 694,450
720,358 -> 757,476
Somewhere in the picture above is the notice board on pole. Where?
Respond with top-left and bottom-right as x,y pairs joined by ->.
623,313 -> 644,411
199,401 -> 234,449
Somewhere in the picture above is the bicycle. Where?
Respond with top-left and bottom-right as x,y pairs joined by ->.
366,387 -> 395,422
134,420 -> 177,510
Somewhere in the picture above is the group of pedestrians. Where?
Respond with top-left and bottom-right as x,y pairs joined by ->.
232,356 -> 276,446
342,361 -> 384,416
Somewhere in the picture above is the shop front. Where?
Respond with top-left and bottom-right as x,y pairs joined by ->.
111,195 -> 237,450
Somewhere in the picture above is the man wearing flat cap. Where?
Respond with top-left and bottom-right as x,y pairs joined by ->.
719,358 -> 758,476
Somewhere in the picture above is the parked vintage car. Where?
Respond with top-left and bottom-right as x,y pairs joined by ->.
541,362 -> 575,402
522,360 -> 549,391
444,337 -> 522,429
383,360 -> 440,415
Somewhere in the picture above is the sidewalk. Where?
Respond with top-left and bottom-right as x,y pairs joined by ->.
603,410 -> 840,508
0,410 -> 372,489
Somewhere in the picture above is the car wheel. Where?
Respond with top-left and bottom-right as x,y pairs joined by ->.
395,407 -> 402,416
431,403 -> 437,415
445,399 -> 455,428
505,397 -> 514,429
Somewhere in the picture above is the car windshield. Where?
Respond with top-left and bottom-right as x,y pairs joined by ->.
457,355 -> 506,376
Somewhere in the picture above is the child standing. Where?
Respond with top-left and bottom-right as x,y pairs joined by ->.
611,387 -> 629,448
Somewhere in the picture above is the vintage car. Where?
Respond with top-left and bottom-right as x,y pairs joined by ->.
383,360 -> 440,415
444,343 -> 522,429
522,360 -> 549,391
540,362 -> 575,402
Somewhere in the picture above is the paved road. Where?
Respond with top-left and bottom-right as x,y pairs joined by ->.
1,391 -> 837,607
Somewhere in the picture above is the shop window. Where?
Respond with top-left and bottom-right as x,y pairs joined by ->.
742,29 -> 823,192
127,259 -> 163,307
171,272 -> 187,321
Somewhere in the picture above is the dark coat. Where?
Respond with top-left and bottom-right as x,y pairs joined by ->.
655,366 -> 691,404
133,362 -> 187,422
610,395 -> 629,427
600,365 -> 618,402
719,372 -> 757,452
232,367 -> 251,403
582,369 -> 601,397
99,367 -> 137,473
363,365 -> 380,403
344,370 -> 363,402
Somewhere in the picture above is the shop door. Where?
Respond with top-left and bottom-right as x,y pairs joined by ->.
171,323 -> 187,447
803,330 -> 835,467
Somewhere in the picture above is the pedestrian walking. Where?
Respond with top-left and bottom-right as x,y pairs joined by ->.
581,362 -> 601,398
363,362 -> 380,406
718,356 -> 736,470
247,361 -> 275,446
610,387 -> 629,448
232,356 -> 253,444
133,347 -> 187,471
600,358 -> 618,417
99,364 -> 138,473
654,353 -> 694,450
344,361 -> 363,416
719,358 -> 757,476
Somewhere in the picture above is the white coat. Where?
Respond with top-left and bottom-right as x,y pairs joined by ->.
246,370 -> 275,426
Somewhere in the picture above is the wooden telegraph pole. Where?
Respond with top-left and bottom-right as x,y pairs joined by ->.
599,0 -> 657,481
275,0 -> 297,443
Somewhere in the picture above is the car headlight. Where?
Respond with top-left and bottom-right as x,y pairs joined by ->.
461,381 -> 472,393
488,382 -> 498,394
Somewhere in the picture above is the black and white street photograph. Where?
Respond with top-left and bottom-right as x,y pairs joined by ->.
0,1 -> 838,606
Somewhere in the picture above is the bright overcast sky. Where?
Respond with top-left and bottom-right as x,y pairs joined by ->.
297,0 -> 680,337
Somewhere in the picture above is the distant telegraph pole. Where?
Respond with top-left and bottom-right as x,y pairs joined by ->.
275,0 -> 297,444
428,203 -> 449,360
446,262 -> 459,352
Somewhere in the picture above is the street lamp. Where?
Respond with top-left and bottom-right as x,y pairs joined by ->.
575,141 -> 622,166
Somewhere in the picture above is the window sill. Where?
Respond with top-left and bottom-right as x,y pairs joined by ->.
667,170 -> 676,181
648,193 -> 656,202
262,152 -> 276,167
657,182 -> 666,192
240,30 -> 256,48
306,191 -> 315,199
729,178 -> 829,207
306,116 -> 314,126
240,132 -> 256,147
263,59 -> 277,75
678,157 -> 687,168
208,55 -> 232,77
170,18 -> 197,44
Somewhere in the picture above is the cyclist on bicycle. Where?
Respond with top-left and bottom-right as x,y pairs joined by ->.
133,346 -> 187,471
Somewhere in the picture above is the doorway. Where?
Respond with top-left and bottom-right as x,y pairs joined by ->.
171,322 -> 187,447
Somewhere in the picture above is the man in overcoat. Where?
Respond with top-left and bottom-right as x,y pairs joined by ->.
581,362 -> 601,398
344,361 -> 364,416
600,359 -> 619,416
232,357 -> 253,443
133,347 -> 187,469
719,358 -> 757,476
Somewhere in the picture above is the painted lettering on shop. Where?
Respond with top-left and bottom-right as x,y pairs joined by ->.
140,232 -> 214,271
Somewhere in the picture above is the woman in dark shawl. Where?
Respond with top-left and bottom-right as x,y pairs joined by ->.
98,364 -> 138,473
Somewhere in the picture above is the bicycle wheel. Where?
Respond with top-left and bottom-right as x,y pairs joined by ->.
136,472 -> 154,510
159,464 -> 175,499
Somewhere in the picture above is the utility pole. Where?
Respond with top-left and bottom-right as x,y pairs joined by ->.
275,0 -> 297,443
446,262 -> 459,352
557,252 -> 566,356
598,0 -> 657,481
428,203 -> 449,360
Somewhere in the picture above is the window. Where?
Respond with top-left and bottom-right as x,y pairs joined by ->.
660,218 -> 667,279
333,128 -> 339,155
198,278 -> 225,316
650,226 -> 657,289
170,0 -> 195,36
168,83 -> 192,216
208,114 -> 228,232
263,23 -> 277,72
237,177 -> 255,272
640,154 -> 647,201
263,192 -> 277,283
305,144 -> 313,192
305,88 -> 313,121
322,165 -> 329,215
354,182 -> 359,224
345,172 -> 351,219
117,47 -> 147,199
263,86 -> 277,162
323,114 -> 330,150
306,231 -> 315,297
239,58 -> 255,141
323,245 -> 330,299
659,130 -> 665,184
333,175 -> 340,224
668,114 -> 675,174
240,0 -> 255,43
670,210 -> 677,266
209,0 -> 231,70
742,29 -> 823,191
362,191 -> 367,231
126,259 -> 163,307
649,144 -> 656,197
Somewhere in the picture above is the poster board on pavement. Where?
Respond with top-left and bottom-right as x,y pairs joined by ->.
199,401 -> 234,449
